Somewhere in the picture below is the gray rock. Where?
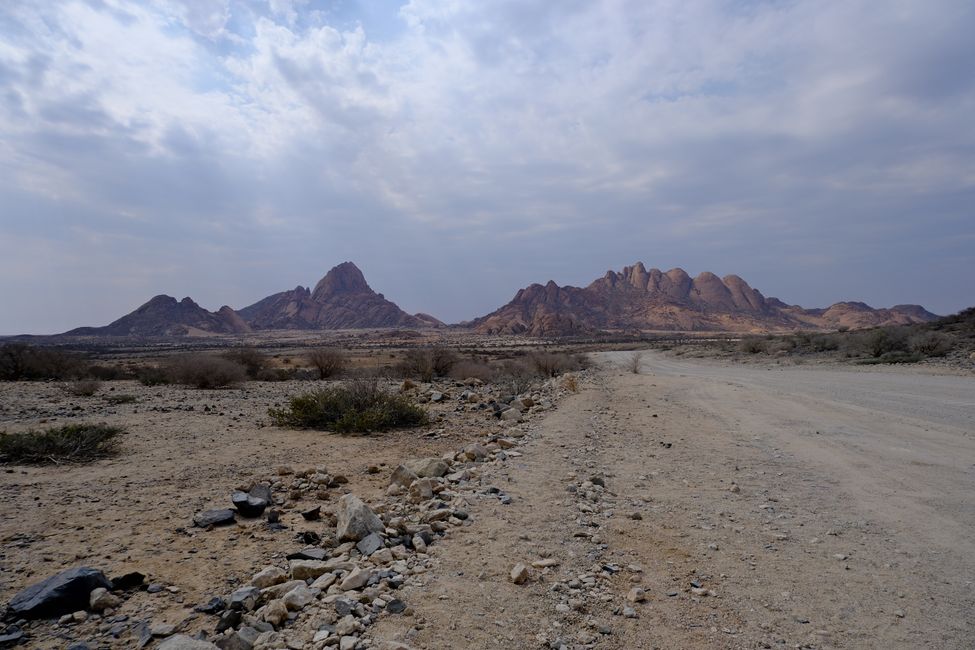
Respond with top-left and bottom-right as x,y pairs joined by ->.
403,458 -> 449,478
389,465 -> 419,488
194,509 -> 236,528
88,587 -> 121,612
285,547 -> 327,561
157,635 -> 219,649
229,586 -> 260,611
7,566 -> 112,619
336,495 -> 384,542
231,492 -> 267,519
356,533 -> 384,556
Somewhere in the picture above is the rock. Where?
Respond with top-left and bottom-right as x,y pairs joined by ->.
216,609 -> 242,633
281,585 -> 315,611
111,571 -> 146,590
430,392 -> 444,402
335,615 -> 357,636
411,535 -> 427,553
509,564 -> 530,585
370,548 -> 393,565
261,580 -> 306,600
386,599 -> 406,614
626,587 -> 647,603
260,599 -> 288,626
289,560 -> 331,581
300,506 -> 321,521
152,624 -> 177,637
500,408 -> 521,422
389,465 -> 418,488
403,458 -> 449,479
88,587 -> 122,612
356,533 -> 384,556
311,573 -> 337,590
7,566 -> 112,619
336,494 -> 384,542
157,635 -> 219,649
339,568 -> 371,591
460,443 -> 489,462
531,558 -> 559,568
232,485 -> 270,518
0,629 -> 24,647
286,548 -> 327,561
229,586 -> 261,611
251,567 -> 287,589
194,509 -> 236,528
340,636 -> 357,650
409,478 -> 435,502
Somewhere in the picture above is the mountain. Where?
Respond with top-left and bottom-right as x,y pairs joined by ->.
66,296 -> 252,337
469,262 -> 938,336
236,262 -> 430,330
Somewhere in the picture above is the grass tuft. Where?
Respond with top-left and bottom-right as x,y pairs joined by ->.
0,423 -> 125,465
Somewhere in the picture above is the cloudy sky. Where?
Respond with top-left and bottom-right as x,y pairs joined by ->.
1,0 -> 973,333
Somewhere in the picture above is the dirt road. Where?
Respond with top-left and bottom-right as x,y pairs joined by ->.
374,352 -> 975,649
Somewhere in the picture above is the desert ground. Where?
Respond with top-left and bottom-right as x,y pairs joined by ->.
1,349 -> 973,649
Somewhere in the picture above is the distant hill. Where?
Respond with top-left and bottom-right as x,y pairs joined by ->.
66,262 -> 439,337
467,262 -> 938,336
66,296 -> 251,337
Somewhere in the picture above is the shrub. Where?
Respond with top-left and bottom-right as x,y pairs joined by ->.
222,347 -> 268,378
738,338 -> 766,354
0,423 -> 124,465
397,347 -> 457,381
105,394 -> 138,405
87,364 -> 131,381
167,354 -> 247,389
626,352 -> 643,374
858,327 -> 910,358
0,343 -> 86,380
908,331 -> 953,357
448,359 -> 496,383
269,380 -> 428,433
66,379 -> 101,397
528,352 -> 588,377
307,349 -> 348,379
562,374 -> 579,392
136,365 -> 170,386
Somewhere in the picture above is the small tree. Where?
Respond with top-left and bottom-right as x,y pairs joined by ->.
307,348 -> 347,379
627,352 -> 643,374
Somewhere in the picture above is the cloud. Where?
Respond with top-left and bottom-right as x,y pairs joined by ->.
0,0 -> 973,333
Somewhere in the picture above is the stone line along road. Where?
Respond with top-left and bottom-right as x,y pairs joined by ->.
371,352 -> 975,649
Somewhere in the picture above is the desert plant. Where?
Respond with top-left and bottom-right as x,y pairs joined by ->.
738,338 -> 767,354
528,352 -> 589,377
448,359 -> 496,383
307,348 -> 348,379
562,374 -> 579,392
104,394 -> 138,405
397,347 -> 457,381
908,331 -> 953,357
0,423 -> 124,465
167,354 -> 247,389
136,365 -> 170,386
269,380 -> 427,433
222,347 -> 268,378
66,379 -> 101,397
626,352 -> 643,374
0,343 -> 87,380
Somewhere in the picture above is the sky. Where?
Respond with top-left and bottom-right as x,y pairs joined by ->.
1,0 -> 973,334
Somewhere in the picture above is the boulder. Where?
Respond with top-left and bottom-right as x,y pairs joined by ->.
355,532 -> 384,557
336,495 -> 384,542
389,465 -> 418,488
157,635 -> 219,649
403,458 -> 449,478
7,567 -> 112,619
88,587 -> 121,612
251,567 -> 287,589
281,585 -> 315,611
193,509 -> 236,528
232,485 -> 269,518
289,560 -> 331,580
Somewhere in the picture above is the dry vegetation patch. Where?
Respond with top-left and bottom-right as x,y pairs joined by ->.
0,423 -> 124,465
269,379 -> 428,433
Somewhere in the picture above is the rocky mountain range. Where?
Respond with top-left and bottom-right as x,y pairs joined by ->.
468,263 -> 938,336
63,261 -> 937,338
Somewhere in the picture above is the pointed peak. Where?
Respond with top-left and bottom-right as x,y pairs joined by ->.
312,262 -> 371,299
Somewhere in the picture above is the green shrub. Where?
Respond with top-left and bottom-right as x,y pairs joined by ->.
269,380 -> 427,433
0,423 -> 124,464
167,354 -> 247,389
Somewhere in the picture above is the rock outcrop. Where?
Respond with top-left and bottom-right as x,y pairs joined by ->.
65,296 -> 251,337
469,262 -> 937,336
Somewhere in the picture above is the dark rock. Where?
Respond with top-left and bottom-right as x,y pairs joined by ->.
228,587 -> 260,611
590,476 -> 606,487
300,506 -> 321,521
194,509 -> 236,528
452,510 -> 469,520
0,627 -> 24,647
111,572 -> 146,590
215,609 -> 242,633
147,584 -> 164,593
265,509 -> 280,524
285,548 -> 327,562
65,644 -> 89,650
386,599 -> 406,614
296,531 -> 321,546
136,622 -> 152,648
194,597 -> 227,615
231,493 -> 267,519
356,533 -> 383,557
6,566 -> 112,619
334,598 -> 355,617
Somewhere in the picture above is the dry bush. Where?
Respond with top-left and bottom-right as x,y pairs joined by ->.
66,379 -> 101,397
562,374 -> 579,392
136,365 -> 170,386
307,348 -> 348,380
908,331 -> 953,357
627,352 -> 643,374
528,352 -> 589,378
0,423 -> 124,465
449,359 -> 496,383
167,354 -> 247,389
397,347 -> 458,381
738,338 -> 767,354
222,347 -> 268,378
104,394 -> 138,405
0,343 -> 87,380
269,380 -> 427,433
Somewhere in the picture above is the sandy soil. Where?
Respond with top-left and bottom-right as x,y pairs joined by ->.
2,352 -> 973,649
